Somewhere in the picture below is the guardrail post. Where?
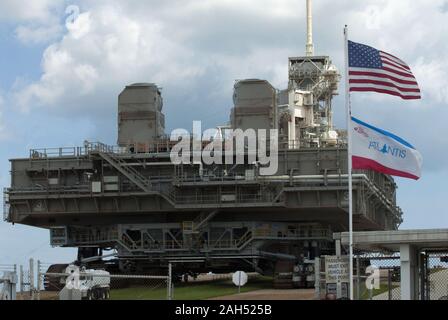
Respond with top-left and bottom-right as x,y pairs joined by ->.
37,260 -> 41,300
167,263 -> 173,300
19,265 -> 23,293
356,257 -> 361,300
29,258 -> 35,300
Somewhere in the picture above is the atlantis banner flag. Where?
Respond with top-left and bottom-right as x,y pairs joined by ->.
351,117 -> 422,180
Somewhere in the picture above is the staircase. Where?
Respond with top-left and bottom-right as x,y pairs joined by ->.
183,210 -> 219,235
236,230 -> 254,250
194,210 -> 219,231
96,152 -> 151,192
118,232 -> 139,252
182,210 -> 219,251
160,188 -> 176,206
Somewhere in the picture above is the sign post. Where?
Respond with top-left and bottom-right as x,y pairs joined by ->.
325,255 -> 350,299
232,271 -> 248,294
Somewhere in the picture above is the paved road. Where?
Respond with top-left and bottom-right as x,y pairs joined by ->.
209,289 -> 316,300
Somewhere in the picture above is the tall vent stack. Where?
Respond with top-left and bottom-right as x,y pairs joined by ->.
118,83 -> 165,149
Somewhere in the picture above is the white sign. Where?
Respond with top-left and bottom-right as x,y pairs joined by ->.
232,271 -> 248,287
325,255 -> 349,284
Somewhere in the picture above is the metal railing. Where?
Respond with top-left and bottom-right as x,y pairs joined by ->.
253,228 -> 332,239
28,135 -> 350,160
279,138 -> 347,150
174,173 -> 254,184
7,184 -> 90,195
29,142 -> 126,159
70,230 -> 119,245
3,188 -> 10,221
176,193 -> 274,205
0,264 -> 17,273
64,223 -> 332,253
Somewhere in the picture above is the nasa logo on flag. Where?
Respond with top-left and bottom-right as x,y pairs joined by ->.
354,126 -> 369,138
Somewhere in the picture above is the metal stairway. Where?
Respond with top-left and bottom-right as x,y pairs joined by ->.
117,232 -> 139,252
96,152 -> 152,192
194,210 -> 219,231
235,230 -> 254,250
184,210 -> 219,251
183,210 -> 219,235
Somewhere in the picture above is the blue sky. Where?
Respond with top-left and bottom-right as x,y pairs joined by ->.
0,0 -> 447,267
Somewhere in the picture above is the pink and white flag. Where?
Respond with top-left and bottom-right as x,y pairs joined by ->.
351,117 -> 422,180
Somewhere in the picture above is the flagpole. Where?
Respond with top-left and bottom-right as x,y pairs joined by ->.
344,25 -> 354,300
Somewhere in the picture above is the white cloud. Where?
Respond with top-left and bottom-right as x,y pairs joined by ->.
0,0 -> 62,22
14,4 -> 208,114
12,1 -> 312,115
15,23 -> 63,45
7,0 -> 448,167
356,1 -> 448,56
0,0 -> 65,45
0,95 -> 9,141
10,1 -> 448,104
413,57 -> 448,104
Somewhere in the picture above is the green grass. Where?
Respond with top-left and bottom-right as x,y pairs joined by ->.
360,283 -> 398,300
110,276 -> 273,300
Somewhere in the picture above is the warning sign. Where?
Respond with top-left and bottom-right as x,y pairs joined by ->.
325,255 -> 349,284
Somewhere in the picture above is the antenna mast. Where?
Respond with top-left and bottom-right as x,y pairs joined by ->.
306,0 -> 314,56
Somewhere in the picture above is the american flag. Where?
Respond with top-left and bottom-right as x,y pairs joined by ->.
348,40 -> 421,100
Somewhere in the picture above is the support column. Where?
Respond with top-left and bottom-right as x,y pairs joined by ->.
314,257 -> 321,300
288,118 -> 295,149
335,239 -> 341,257
400,244 -> 418,300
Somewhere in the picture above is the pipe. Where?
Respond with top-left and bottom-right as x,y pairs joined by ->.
258,174 -> 369,180
306,0 -> 314,56
79,252 -> 117,264
258,251 -> 297,261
